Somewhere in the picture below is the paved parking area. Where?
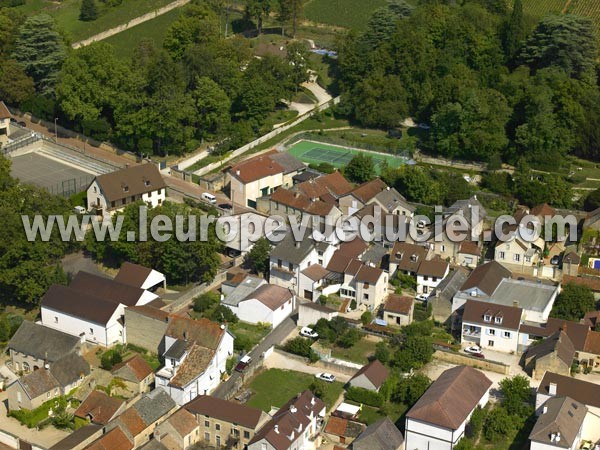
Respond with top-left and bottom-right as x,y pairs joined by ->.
263,351 -> 353,383
10,152 -> 91,192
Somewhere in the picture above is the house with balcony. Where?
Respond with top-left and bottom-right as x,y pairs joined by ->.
269,233 -> 319,294
461,300 -> 522,353
405,366 -> 492,450
248,390 -> 326,450
155,317 -> 234,405
87,163 -> 166,213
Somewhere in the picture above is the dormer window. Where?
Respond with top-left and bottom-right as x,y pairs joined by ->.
144,180 -> 151,187
396,252 -> 403,260
123,185 -> 129,192
410,254 -> 417,262
484,314 -> 492,322
495,316 -> 503,324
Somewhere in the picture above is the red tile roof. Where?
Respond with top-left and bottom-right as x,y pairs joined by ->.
0,101 -> 11,119
325,416 -> 348,436
185,395 -> 266,429
95,164 -> 166,203
531,203 -> 556,218
348,179 -> 387,203
350,360 -> 389,389
301,264 -> 330,281
230,154 -> 284,184
462,300 -> 522,330
244,284 -> 293,310
75,391 -> 124,425
164,408 -> 198,437
111,354 -> 153,383
384,295 -> 413,315
584,330 -> 600,354
297,171 -> 353,199
86,426 -> 132,450
116,408 -> 146,437
416,258 -> 449,278
458,241 -> 481,256
562,275 -> 600,292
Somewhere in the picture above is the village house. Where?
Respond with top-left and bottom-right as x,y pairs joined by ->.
154,407 -> 200,449
100,389 -> 177,449
323,416 -> 365,446
529,396 -> 587,450
87,163 -> 166,213
352,417 -> 404,450
228,151 -> 304,209
124,304 -> 170,355
524,330 -> 575,380
7,352 -> 90,411
184,395 -> 270,449
114,262 -> 166,292
348,360 -> 389,392
222,274 -> 266,312
535,372 -> 600,448
429,267 -> 469,325
234,284 -> 295,328
416,257 -> 449,296
298,301 -> 338,327
75,390 -> 126,426
456,241 -> 482,268
339,178 -> 414,217
155,317 -> 234,405
86,426 -> 133,450
247,390 -> 326,450
562,250 -> 581,277
299,264 -> 332,301
41,271 -> 159,347
388,242 -> 430,277
270,233 -> 319,294
7,321 -> 82,374
494,227 -> 543,275
405,366 -> 492,450
453,261 -> 558,324
111,354 -> 155,394
461,300 -> 523,353
382,294 -> 414,327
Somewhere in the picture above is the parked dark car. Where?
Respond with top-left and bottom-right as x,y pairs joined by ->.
235,355 -> 252,372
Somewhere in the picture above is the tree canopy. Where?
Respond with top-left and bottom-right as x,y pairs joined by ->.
550,283 -> 597,322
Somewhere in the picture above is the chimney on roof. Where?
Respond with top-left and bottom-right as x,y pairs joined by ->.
543,405 -> 548,414
311,396 -> 315,406
274,425 -> 279,434
290,405 -> 297,413
155,430 -> 161,442
236,170 -> 240,176
513,300 -> 519,308
556,432 -> 561,443
295,242 -> 300,248
549,382 -> 557,396
183,331 -> 188,340
560,323 -> 567,333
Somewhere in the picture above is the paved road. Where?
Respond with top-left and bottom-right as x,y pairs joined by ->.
212,317 -> 297,399
263,351 -> 353,383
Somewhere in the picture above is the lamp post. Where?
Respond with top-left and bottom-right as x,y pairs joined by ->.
54,118 -> 58,141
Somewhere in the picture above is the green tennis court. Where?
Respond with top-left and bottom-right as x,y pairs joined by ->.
287,140 -> 406,173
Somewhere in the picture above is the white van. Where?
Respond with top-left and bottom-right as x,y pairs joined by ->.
202,192 -> 217,204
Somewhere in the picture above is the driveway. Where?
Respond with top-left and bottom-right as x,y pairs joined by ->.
0,391 -> 69,449
61,251 -> 109,279
263,351 -> 353,383
212,317 -> 297,399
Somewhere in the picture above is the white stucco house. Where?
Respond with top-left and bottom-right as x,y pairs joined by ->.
529,396 -> 587,450
87,163 -> 166,213
40,271 -> 159,347
461,300 -> 523,353
269,234 -> 319,293
237,284 -> 295,328
416,257 -> 449,296
405,366 -> 492,450
114,261 -> 166,291
156,317 -> 234,406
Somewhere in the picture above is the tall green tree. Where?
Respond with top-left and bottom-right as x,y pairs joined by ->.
551,283 -> 596,322
245,0 -> 272,34
502,0 -> 525,62
13,14 -> 66,94
0,59 -> 34,105
244,237 -> 271,276
520,15 -> 598,81
79,0 -> 99,21
163,4 -> 220,60
344,154 -> 375,184
191,76 -> 231,138
277,0 -> 304,37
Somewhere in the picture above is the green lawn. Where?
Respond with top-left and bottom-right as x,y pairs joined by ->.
246,368 -> 344,412
228,322 -> 270,351
329,337 -> 378,365
102,5 -> 183,59
17,0 -> 176,42
304,0 -> 388,29
352,402 -> 408,427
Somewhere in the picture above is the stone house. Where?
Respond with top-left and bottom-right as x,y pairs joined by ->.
111,354 -> 155,395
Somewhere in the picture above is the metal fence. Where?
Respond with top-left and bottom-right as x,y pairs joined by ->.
46,175 -> 96,197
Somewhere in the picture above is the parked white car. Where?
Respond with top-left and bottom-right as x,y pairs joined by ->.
464,345 -> 483,355
315,373 -> 336,383
415,294 -> 429,302
300,327 -> 319,338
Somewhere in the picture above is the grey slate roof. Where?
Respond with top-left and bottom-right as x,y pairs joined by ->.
222,275 -> 266,307
432,268 -> 469,303
270,152 -> 306,174
353,417 -> 404,450
529,396 -> 587,449
374,187 -> 415,213
48,424 -> 103,450
164,339 -> 188,360
8,321 -> 80,362
139,440 -> 168,450
49,352 -> 90,386
133,389 -> 176,426
491,278 -> 558,313
361,244 -> 389,268
270,233 -> 315,265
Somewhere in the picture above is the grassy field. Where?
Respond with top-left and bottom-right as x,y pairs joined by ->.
16,0 -> 175,42
329,337 -> 379,365
304,0 -> 388,29
102,6 -> 183,59
353,402 -> 408,426
246,368 -> 344,412
228,322 -> 270,351
522,0 -> 600,27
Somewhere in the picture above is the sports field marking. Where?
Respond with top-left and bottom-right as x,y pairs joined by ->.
287,139 -> 407,174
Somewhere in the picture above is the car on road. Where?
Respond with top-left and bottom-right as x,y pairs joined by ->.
235,355 -> 252,372
550,255 -> 560,265
464,345 -> 483,355
315,372 -> 336,383
300,327 -> 318,338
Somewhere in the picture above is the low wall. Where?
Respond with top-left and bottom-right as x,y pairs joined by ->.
0,428 -> 45,450
433,349 -> 510,375
164,271 -> 227,313
272,348 -> 361,376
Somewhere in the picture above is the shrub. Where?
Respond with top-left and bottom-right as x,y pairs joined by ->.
350,299 -> 357,310
374,341 -> 391,363
209,305 -> 238,324
284,337 -> 316,359
337,328 -> 361,348
100,349 -> 122,370
360,311 -> 373,326
193,291 -> 219,313
346,387 -> 384,407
